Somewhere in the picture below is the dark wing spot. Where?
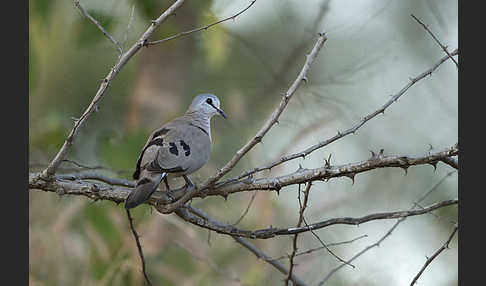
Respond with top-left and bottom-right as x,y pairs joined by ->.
180,140 -> 191,156
137,178 -> 151,186
169,142 -> 179,156
153,128 -> 170,139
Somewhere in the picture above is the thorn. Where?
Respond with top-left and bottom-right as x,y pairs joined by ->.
325,153 -> 332,168
275,189 -> 280,196
428,144 -> 434,151
151,20 -> 157,25
379,149 -> 384,156
221,193 -> 228,201
302,76 -> 308,83
401,166 -> 408,175
297,164 -> 303,172
429,161 -> 438,171
337,130 -> 342,136
369,150 -> 377,159
345,173 -> 355,185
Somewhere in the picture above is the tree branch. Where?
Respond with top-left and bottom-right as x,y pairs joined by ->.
40,0 -> 186,179
232,49 -> 458,181
411,14 -> 458,68
145,0 -> 257,46
74,0 -> 123,56
409,225 -> 458,286
126,209 -> 152,286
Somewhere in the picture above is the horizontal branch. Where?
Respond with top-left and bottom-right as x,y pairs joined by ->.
171,200 -> 457,239
29,145 -> 458,209
232,49 -> 458,181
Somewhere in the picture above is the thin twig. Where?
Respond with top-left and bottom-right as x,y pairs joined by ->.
319,171 -> 456,285
231,49 -> 458,182
285,183 -> 312,286
411,14 -> 458,68
74,0 -> 123,55
409,225 -> 458,285
40,0 -> 186,179
271,235 -> 368,261
232,191 -> 258,226
146,0 -> 257,46
122,4 -> 136,51
126,209 -> 152,286
156,32 -> 329,214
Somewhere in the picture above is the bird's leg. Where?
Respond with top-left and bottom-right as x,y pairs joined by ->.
182,175 -> 195,192
164,176 -> 175,202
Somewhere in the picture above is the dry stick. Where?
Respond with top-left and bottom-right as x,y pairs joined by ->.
409,225 -> 458,286
171,199 -> 457,240
285,183 -> 312,286
156,32 -> 329,214
30,145 -> 458,205
74,0 -> 123,56
146,0 -> 257,46
271,235 -> 368,261
126,209 -> 152,286
40,0 -> 186,180
411,14 -> 459,68
178,206 -> 307,286
232,191 -> 258,226
318,171 -> 456,285
230,49 -> 459,182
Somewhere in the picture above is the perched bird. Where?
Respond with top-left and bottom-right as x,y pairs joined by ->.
125,93 -> 227,209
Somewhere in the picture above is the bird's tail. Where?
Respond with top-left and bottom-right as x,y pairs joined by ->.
125,172 -> 166,209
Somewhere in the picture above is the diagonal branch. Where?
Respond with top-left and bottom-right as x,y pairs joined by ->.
409,225 -> 458,286
74,0 -> 123,56
411,14 -> 458,68
145,0 -> 257,46
232,49 -> 458,181
156,32 -> 329,214
40,0 -> 186,179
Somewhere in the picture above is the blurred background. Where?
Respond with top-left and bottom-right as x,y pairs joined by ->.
29,0 -> 458,285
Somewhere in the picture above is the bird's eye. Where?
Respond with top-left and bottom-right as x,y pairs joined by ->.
206,98 -> 213,105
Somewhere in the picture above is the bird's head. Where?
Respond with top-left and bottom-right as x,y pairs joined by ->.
188,93 -> 227,119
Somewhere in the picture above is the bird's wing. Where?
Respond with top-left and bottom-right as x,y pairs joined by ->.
133,118 -> 211,179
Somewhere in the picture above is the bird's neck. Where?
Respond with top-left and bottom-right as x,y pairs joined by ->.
184,111 -> 212,139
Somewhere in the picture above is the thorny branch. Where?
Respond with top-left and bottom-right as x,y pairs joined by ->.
145,0 -> 257,46
411,14 -> 459,68
409,225 -> 458,285
230,49 -> 458,182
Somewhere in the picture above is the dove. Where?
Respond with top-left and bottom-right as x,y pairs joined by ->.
125,93 -> 227,209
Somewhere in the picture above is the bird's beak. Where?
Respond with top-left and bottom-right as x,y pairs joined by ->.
216,107 -> 228,119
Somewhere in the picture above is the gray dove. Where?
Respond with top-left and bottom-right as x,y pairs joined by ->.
125,93 -> 227,209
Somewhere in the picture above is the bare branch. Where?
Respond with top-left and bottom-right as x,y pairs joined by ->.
145,0 -> 257,46
156,32 -> 329,214
411,14 -> 458,68
409,225 -> 458,286
286,183 -> 312,286
271,235 -> 368,261
74,0 -> 123,55
441,156 -> 458,169
177,206 -> 308,286
40,0 -> 186,179
232,191 -> 258,226
126,209 -> 152,286
29,145 -> 458,206
319,171 -> 456,285
170,200 -> 457,239
233,49 -> 458,181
